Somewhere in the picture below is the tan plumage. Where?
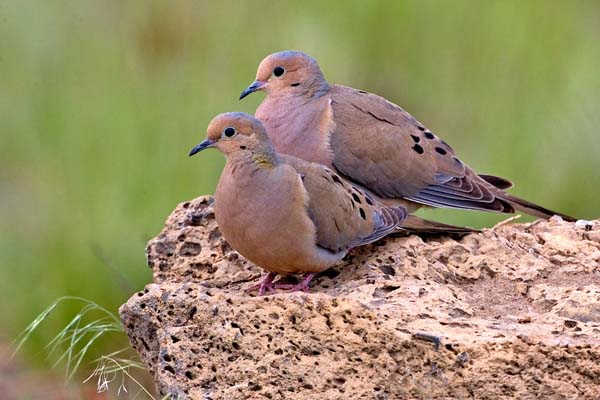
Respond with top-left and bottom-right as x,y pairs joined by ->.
240,50 -> 575,223
189,112 -> 407,294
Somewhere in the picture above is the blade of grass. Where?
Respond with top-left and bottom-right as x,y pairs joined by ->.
15,296 -> 159,398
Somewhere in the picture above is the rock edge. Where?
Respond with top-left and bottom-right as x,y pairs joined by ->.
120,196 -> 600,399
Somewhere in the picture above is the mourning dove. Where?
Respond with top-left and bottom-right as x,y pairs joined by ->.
240,51 -> 575,222
189,112 -> 407,294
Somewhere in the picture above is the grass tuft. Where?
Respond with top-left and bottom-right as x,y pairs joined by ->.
85,354 -> 156,399
13,296 -> 162,399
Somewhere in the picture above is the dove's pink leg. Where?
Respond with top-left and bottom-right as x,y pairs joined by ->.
244,272 -> 277,296
273,273 -> 316,293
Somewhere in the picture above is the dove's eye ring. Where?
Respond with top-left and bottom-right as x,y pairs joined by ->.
223,127 -> 236,138
273,66 -> 285,77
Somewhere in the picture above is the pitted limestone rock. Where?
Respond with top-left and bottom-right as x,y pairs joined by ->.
121,196 -> 600,399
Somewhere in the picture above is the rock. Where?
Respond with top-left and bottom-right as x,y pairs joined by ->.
120,196 -> 600,399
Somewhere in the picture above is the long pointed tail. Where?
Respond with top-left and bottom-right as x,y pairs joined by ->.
478,173 -> 576,222
502,194 -> 576,222
399,215 -> 479,235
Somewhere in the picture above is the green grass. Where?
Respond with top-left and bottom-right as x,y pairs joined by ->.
1,0 -> 599,381
13,297 -> 123,381
13,296 -> 158,398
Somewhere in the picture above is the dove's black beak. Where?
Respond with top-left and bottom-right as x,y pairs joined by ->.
239,80 -> 265,100
189,139 -> 215,156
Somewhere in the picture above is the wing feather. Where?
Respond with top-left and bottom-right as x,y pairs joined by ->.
281,155 -> 406,252
329,85 -> 517,213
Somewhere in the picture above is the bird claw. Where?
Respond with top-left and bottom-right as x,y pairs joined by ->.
273,273 -> 316,293
244,272 -> 277,295
244,272 -> 317,295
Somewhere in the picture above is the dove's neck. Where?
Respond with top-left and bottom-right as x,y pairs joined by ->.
250,134 -> 280,168
267,76 -> 329,100
302,77 -> 329,98
226,146 -> 279,170
251,149 -> 278,168
256,93 -> 335,168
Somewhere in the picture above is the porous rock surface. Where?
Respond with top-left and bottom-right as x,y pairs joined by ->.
120,196 -> 600,399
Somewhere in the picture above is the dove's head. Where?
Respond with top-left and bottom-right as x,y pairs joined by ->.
189,113 -> 276,165
240,51 -> 328,100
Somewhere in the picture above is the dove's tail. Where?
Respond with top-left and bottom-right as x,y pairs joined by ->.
478,174 -> 513,190
501,193 -> 576,222
481,174 -> 577,222
399,215 -> 479,235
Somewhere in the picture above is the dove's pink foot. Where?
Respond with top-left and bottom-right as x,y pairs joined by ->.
273,273 -> 316,293
244,272 -> 277,296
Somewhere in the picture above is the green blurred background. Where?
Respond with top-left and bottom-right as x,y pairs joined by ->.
1,0 -> 599,396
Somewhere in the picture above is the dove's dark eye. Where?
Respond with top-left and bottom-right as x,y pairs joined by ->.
273,66 -> 285,77
223,127 -> 236,138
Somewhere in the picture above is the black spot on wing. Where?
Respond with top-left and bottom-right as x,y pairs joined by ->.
412,144 -> 424,154
365,195 -> 374,205
424,131 -> 435,139
410,134 -> 420,143
435,147 -> 447,155
440,139 -> 453,151
359,208 -> 366,220
351,193 -> 361,204
331,174 -> 344,185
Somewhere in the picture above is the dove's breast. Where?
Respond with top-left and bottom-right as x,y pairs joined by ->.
214,161 -> 342,274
